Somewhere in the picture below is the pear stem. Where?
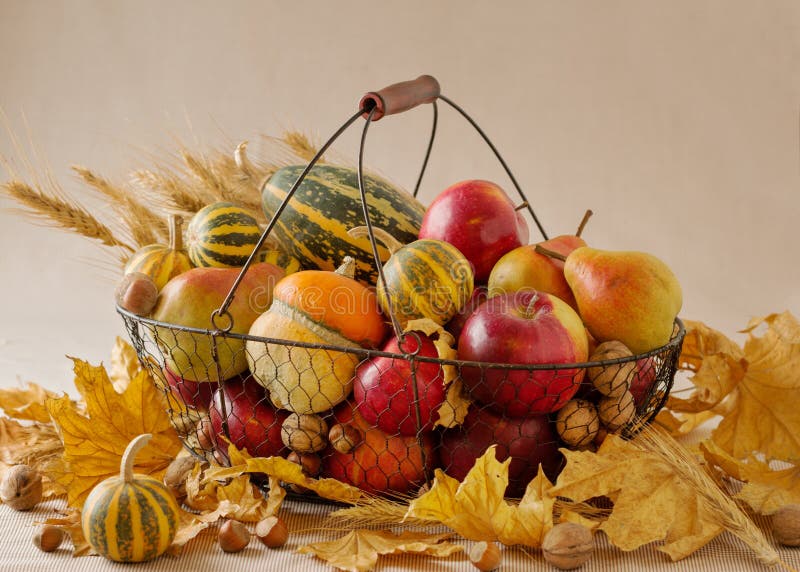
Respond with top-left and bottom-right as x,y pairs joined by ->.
575,209 -> 593,237
535,244 -> 568,262
514,201 -> 529,212
120,433 -> 152,483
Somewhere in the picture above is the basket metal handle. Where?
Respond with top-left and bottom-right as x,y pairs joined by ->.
359,75 -> 441,121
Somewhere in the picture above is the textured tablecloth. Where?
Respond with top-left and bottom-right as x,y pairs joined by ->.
2,496 -> 798,571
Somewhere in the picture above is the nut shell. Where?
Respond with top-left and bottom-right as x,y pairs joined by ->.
163,455 -> 196,502
469,540 -> 501,571
542,522 -> 594,570
115,272 -> 159,316
597,390 -> 636,432
0,464 -> 43,511
281,413 -> 329,453
33,525 -> 65,552
255,515 -> 289,548
328,423 -> 363,454
772,504 -> 800,546
587,341 -> 634,398
218,520 -> 250,552
555,400 -> 599,448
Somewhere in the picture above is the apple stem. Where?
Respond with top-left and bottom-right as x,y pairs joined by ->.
524,292 -> 540,319
534,244 -> 568,262
575,209 -> 593,237
514,201 -> 529,212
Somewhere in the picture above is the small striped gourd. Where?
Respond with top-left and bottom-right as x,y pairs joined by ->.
187,202 -> 262,268
262,164 -> 426,285
124,215 -> 193,290
81,434 -> 180,563
349,226 -> 474,329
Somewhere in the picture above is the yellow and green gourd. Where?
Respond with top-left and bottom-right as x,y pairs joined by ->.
348,226 -> 474,329
187,202 -> 262,268
124,215 -> 193,290
81,434 -> 180,563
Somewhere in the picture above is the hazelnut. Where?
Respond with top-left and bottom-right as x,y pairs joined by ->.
0,464 -> 43,511
115,272 -> 158,316
163,455 -> 196,502
587,341 -> 635,398
469,540 -> 501,571
772,504 -> 800,546
33,525 -> 65,552
542,522 -> 594,570
281,414 -> 328,453
218,519 -> 251,552
328,423 -> 363,454
597,390 -> 636,432
286,451 -> 322,477
555,400 -> 600,448
255,515 -> 289,548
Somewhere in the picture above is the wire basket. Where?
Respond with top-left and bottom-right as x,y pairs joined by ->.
118,75 -> 686,499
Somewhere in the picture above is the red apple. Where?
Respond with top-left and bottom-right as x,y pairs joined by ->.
439,405 -> 561,497
354,332 -> 446,436
209,374 -> 289,461
165,368 -> 215,411
321,403 -> 436,495
487,235 -> 586,311
445,285 -> 489,341
419,180 -> 529,283
458,290 -> 589,417
630,357 -> 658,407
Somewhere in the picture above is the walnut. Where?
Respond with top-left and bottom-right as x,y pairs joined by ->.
772,504 -> 800,546
587,341 -> 635,398
0,464 -> 43,511
163,455 -> 197,503
280,413 -> 328,453
597,390 -> 636,432
555,400 -> 599,448
542,522 -> 594,569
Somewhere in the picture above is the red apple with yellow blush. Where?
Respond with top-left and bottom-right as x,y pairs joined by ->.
458,290 -> 589,417
419,180 -> 528,283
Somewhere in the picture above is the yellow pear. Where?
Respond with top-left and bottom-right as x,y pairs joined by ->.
560,247 -> 682,354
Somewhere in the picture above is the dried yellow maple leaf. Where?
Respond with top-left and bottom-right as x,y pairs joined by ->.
186,445 -> 285,523
0,380 -> 60,424
204,445 -> 364,505
668,313 -> 800,463
702,440 -> 800,515
404,446 -> 554,547
45,358 -> 182,507
109,335 -> 141,393
550,434 -> 723,560
297,530 -> 462,572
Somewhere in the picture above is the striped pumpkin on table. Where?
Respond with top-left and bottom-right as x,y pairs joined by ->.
187,202 -> 262,267
81,434 -> 181,563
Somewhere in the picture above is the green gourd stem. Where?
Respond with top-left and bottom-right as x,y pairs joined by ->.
535,244 -> 568,262
347,226 -> 404,255
168,215 -> 184,252
120,433 -> 152,483
335,256 -> 357,279
576,209 -> 593,237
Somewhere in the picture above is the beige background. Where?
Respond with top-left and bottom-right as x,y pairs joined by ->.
0,0 -> 798,393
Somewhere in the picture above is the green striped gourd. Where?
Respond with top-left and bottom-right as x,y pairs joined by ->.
81,434 -> 180,563
262,164 -> 426,285
187,202 -> 262,267
124,215 -> 193,290
257,248 -> 302,276
349,226 -> 474,329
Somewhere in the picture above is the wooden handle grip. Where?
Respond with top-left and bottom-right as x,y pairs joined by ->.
359,75 -> 440,121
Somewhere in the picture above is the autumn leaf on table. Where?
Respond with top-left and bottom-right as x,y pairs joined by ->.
668,312 -> 800,462
203,443 -> 364,505
702,440 -> 800,515
108,335 -> 142,392
0,380 -> 61,423
185,445 -> 286,523
0,416 -> 64,499
550,434 -> 723,560
297,530 -> 463,572
404,445 -> 555,547
44,358 -> 182,507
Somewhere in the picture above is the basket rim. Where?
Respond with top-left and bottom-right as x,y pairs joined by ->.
117,305 -> 685,371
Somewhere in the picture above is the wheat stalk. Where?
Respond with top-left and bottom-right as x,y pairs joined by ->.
634,426 -> 783,568
129,168 -> 211,214
72,166 -> 168,247
282,130 -> 324,163
1,180 -> 133,252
